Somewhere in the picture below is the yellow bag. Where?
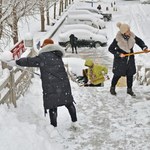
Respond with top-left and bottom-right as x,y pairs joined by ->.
116,76 -> 127,87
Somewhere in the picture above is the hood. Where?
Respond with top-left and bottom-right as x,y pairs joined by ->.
38,44 -> 65,57
85,59 -> 94,67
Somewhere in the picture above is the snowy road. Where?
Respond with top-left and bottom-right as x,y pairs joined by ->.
15,77 -> 150,150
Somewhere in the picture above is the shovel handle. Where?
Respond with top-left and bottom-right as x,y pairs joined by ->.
124,50 -> 150,56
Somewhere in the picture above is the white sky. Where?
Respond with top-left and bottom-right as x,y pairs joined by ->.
0,0 -> 150,150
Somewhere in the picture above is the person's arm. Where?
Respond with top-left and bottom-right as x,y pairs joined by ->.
16,56 -> 42,67
108,39 -> 121,57
135,36 -> 148,50
102,66 -> 108,74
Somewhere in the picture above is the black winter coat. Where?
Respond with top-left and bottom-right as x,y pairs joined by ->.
108,32 -> 147,76
69,34 -> 78,46
16,44 -> 74,110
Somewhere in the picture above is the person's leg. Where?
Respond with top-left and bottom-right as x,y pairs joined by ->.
75,45 -> 77,54
110,75 -> 121,95
71,45 -> 74,53
49,108 -> 58,127
126,75 -> 135,96
65,102 -> 77,122
126,75 -> 133,88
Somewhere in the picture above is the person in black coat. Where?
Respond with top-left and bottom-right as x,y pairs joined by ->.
15,39 -> 77,127
108,22 -> 149,96
69,34 -> 78,54
97,4 -> 102,11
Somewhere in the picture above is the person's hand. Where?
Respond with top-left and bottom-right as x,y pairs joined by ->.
120,53 -> 125,57
104,74 -> 110,80
143,47 -> 149,53
87,80 -> 91,85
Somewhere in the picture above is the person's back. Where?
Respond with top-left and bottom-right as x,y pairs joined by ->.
73,36 -> 78,45
15,38 -> 78,127
69,34 -> 78,54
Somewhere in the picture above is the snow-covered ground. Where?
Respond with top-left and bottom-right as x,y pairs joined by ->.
0,0 -> 150,150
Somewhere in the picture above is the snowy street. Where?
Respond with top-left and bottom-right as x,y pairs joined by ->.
0,0 -> 150,150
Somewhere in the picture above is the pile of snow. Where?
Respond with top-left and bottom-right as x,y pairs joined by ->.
0,51 -> 13,62
63,57 -> 87,76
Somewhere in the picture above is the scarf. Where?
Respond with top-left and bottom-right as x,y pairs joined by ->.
116,31 -> 135,53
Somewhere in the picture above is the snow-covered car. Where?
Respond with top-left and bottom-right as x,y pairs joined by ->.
58,29 -> 107,48
67,10 -> 103,20
61,24 -> 107,38
140,0 -> 150,3
75,7 -> 112,21
66,14 -> 105,29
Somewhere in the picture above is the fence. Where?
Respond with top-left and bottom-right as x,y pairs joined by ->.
0,51 -> 35,108
0,38 -> 36,107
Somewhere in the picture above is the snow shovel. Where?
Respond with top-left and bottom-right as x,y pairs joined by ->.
124,50 -> 150,57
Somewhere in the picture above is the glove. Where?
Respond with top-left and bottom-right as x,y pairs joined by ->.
7,60 -> 16,67
120,53 -> 125,58
143,47 -> 149,53
143,46 -> 148,50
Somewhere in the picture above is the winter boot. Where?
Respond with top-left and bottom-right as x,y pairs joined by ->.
49,109 -> 57,127
70,121 -> 80,131
110,87 -> 116,95
127,88 -> 136,96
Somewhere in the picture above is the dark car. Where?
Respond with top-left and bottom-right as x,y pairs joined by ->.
100,12 -> 112,21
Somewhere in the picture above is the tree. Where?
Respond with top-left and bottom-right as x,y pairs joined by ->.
46,0 -> 50,25
0,0 -> 37,44
0,0 -> 2,39
39,0 -> 45,32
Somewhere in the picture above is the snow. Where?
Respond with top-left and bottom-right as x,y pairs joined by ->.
24,32 -> 33,40
61,24 -> 107,37
0,0 -> 150,150
0,51 -> 13,61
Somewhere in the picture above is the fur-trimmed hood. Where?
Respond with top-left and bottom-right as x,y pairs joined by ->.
116,31 -> 135,53
38,44 -> 65,57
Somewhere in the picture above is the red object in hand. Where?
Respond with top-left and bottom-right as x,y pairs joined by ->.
10,40 -> 26,59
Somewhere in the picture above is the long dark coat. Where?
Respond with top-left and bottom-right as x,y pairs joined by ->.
16,44 -> 74,111
108,31 -> 147,76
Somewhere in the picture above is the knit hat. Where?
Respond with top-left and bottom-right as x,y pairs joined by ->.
85,59 -> 94,67
116,22 -> 130,34
41,38 -> 54,48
